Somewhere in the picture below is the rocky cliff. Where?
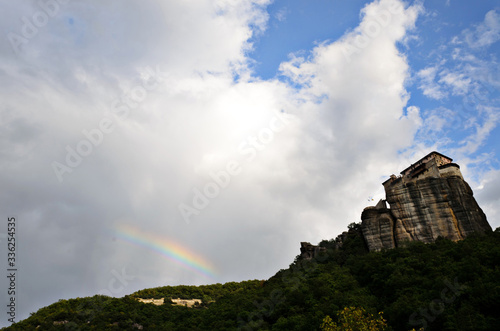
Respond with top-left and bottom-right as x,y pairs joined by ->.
361,152 -> 491,251
299,242 -> 326,260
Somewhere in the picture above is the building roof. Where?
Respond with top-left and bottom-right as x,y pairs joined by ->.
400,151 -> 452,175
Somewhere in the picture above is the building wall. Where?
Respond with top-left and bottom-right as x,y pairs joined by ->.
400,152 -> 452,178
434,154 -> 453,167
438,164 -> 463,178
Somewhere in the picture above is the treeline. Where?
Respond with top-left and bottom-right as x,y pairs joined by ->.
3,225 -> 500,330
130,280 -> 265,305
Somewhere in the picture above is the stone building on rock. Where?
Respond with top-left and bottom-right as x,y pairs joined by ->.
361,151 -> 491,251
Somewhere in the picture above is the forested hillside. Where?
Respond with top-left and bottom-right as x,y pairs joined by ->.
4,225 -> 500,330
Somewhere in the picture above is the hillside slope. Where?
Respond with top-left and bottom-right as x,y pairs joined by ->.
3,225 -> 500,331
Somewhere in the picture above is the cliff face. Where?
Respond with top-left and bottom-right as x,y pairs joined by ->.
300,242 -> 326,260
361,152 -> 491,251
361,201 -> 397,251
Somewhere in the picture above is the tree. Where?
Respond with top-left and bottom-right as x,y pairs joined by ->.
321,307 -> 387,331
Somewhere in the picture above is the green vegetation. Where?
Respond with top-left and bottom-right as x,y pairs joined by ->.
3,226 -> 500,330
321,307 -> 387,331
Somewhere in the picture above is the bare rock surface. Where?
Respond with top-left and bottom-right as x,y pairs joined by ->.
361,152 -> 491,251
300,242 -> 326,260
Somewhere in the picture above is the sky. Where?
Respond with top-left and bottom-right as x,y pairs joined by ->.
0,0 -> 499,326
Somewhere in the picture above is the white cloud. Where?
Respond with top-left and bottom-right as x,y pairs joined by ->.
475,169 -> 500,230
406,105 -> 423,127
464,9 -> 500,48
416,9 -> 500,104
275,7 -> 289,22
414,8 -> 500,167
438,71 -> 471,95
456,106 -> 500,154
417,66 -> 448,99
420,107 -> 454,134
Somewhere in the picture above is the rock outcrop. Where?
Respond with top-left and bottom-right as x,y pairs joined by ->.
137,297 -> 203,308
171,298 -> 203,308
361,151 -> 491,251
137,298 -> 165,305
300,242 -> 326,260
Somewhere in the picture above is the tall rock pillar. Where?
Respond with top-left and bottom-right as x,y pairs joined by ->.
361,152 -> 491,251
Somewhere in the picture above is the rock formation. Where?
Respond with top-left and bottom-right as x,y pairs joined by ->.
300,242 -> 326,260
171,298 -> 203,308
361,151 -> 491,251
137,298 -> 165,305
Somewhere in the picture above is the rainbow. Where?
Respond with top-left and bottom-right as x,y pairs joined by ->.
114,224 -> 217,279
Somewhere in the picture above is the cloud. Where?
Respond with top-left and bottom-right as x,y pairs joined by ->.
474,168 -> 500,229
275,7 -> 289,22
464,9 -> 500,48
455,106 -> 500,155
4,0 -> 479,326
274,0 -> 424,223
0,0 -> 278,321
419,107 -> 455,136
417,66 -> 448,99
3,3 -> 498,330
438,70 -> 472,95
413,8 -> 500,164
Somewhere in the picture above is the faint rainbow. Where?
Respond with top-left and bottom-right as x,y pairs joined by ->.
114,224 -> 217,279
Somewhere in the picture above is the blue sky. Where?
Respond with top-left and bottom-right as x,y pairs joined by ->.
251,0 -> 500,174
252,1 -> 498,78
250,0 -> 369,79
0,0 -> 499,326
